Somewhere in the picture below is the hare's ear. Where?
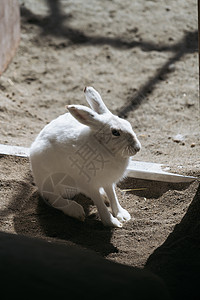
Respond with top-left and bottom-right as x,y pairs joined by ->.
84,86 -> 110,115
67,105 -> 101,128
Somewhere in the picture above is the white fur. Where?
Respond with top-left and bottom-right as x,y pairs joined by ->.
30,87 -> 141,227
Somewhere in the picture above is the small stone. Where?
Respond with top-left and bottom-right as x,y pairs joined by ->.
173,134 -> 185,143
168,64 -> 175,71
191,143 -> 196,148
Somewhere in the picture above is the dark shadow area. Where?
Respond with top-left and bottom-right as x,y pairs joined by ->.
145,183 -> 200,300
13,175 -> 118,256
0,231 -> 171,300
119,177 -> 192,199
19,1 -> 198,117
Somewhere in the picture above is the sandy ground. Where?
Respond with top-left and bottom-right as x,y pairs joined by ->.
0,1 -> 200,299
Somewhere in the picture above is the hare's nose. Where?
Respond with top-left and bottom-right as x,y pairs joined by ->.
134,140 -> 141,152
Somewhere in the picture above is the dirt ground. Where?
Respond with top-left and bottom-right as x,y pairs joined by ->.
0,1 -> 200,299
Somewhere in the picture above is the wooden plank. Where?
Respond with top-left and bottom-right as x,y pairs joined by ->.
0,0 -> 20,75
127,160 -> 197,183
0,144 -> 30,157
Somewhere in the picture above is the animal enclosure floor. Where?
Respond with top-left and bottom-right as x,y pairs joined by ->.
0,1 -> 200,299
0,156 -> 198,265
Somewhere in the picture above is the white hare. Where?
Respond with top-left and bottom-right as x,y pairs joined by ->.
30,87 -> 141,227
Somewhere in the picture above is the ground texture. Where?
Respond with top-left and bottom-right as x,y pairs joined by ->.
0,1 -> 199,299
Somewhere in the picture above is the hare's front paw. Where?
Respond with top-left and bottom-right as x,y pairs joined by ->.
116,208 -> 131,222
102,214 -> 123,228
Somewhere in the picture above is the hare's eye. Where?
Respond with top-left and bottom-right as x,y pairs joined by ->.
112,129 -> 120,136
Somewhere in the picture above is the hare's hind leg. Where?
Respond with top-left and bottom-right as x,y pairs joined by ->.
52,197 -> 85,221
41,173 -> 85,221
42,192 -> 85,222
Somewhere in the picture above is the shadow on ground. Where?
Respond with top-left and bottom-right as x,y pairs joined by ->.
145,183 -> 200,300
12,171 -> 196,259
7,168 -> 200,299
13,173 -> 117,256
20,1 -> 198,118
118,177 -> 192,199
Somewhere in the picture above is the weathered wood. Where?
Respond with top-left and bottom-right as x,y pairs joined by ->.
0,0 -> 20,75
